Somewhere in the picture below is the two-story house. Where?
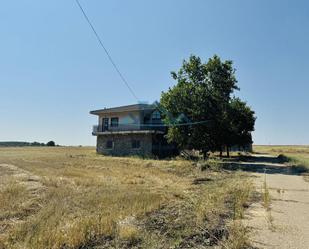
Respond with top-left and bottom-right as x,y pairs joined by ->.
90,104 -> 178,157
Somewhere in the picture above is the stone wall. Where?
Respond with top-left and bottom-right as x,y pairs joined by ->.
96,133 -> 153,157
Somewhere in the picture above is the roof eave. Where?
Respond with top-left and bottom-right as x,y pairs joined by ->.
89,104 -> 157,116
89,110 -> 100,115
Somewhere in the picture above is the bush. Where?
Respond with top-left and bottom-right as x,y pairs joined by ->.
198,159 -> 222,171
46,141 -> 56,147
277,154 -> 290,163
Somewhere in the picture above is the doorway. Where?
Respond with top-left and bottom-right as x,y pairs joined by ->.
102,118 -> 109,131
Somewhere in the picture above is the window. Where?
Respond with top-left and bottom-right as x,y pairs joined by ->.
110,117 -> 119,127
151,110 -> 161,120
106,140 -> 114,149
132,140 -> 141,149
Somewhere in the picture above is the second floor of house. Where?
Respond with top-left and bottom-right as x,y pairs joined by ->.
90,104 -> 165,134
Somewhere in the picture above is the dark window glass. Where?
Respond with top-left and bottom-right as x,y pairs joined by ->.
132,140 -> 141,149
111,117 -> 119,127
151,110 -> 161,120
106,140 -> 114,149
102,118 -> 109,131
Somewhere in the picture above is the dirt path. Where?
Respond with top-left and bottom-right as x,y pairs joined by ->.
243,155 -> 309,249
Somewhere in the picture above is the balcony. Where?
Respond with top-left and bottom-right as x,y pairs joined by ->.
92,123 -> 165,135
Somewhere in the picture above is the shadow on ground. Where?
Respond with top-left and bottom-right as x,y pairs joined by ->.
222,155 -> 305,175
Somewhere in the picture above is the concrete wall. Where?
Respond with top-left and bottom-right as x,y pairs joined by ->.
96,133 -> 152,157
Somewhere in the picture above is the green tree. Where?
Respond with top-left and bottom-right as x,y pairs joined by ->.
225,97 -> 256,156
46,141 -> 55,147
161,55 -> 255,157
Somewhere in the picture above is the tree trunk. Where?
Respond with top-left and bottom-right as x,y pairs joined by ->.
226,146 -> 230,158
219,148 -> 223,158
202,150 -> 208,160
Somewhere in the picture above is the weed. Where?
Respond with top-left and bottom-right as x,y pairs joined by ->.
262,180 -> 271,211
261,176 -> 275,230
198,158 -> 222,171
118,224 -> 139,244
224,220 -> 250,249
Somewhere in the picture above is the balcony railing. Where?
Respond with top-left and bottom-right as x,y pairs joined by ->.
92,123 -> 165,133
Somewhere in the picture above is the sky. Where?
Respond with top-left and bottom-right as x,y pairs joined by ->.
1,0 -> 309,146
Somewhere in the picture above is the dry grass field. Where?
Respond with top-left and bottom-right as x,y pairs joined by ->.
0,147 -> 254,249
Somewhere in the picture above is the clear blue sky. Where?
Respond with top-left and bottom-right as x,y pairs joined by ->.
1,0 -> 309,145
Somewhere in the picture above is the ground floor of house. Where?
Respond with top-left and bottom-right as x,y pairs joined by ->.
96,132 -> 178,158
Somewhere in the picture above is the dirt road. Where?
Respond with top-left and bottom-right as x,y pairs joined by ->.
243,155 -> 309,249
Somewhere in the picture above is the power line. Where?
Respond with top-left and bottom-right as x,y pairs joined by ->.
94,120 -> 211,129
124,120 -> 211,127
75,1 -> 211,128
75,0 -> 139,101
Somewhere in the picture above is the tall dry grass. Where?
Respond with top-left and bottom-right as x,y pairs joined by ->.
0,147 -> 254,248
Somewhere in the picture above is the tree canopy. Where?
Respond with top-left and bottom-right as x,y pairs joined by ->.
46,141 -> 56,147
160,55 -> 256,157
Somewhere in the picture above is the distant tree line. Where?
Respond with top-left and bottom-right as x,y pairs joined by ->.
0,141 -> 57,147
160,55 -> 256,158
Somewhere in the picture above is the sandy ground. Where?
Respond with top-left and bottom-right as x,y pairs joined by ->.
244,155 -> 309,249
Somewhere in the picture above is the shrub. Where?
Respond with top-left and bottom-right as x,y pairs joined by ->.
46,141 -> 56,147
198,159 -> 222,171
277,154 -> 290,163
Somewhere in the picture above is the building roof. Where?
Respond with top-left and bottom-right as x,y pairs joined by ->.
90,103 -> 156,115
